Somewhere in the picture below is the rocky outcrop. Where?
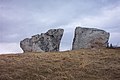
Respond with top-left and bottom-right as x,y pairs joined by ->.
72,27 -> 110,50
20,29 -> 64,52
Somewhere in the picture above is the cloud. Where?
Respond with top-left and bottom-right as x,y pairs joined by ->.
77,5 -> 120,29
0,0 -> 120,53
0,43 -> 23,54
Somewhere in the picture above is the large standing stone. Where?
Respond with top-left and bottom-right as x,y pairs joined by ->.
20,29 -> 64,52
72,27 -> 110,50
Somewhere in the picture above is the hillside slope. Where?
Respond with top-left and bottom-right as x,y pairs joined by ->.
0,49 -> 120,80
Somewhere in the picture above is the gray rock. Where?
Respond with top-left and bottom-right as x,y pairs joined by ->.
72,27 -> 110,50
20,29 -> 64,52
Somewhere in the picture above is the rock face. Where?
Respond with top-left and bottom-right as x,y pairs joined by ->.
72,27 -> 110,50
20,29 -> 64,52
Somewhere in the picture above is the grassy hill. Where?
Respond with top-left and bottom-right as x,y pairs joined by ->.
0,49 -> 120,80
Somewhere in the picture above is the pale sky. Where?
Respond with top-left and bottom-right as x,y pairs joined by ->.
0,0 -> 120,53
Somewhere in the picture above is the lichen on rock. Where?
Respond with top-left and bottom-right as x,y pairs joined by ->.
72,27 -> 110,50
20,29 -> 64,52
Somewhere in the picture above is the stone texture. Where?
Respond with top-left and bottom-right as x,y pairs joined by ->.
72,27 -> 110,50
20,29 -> 64,52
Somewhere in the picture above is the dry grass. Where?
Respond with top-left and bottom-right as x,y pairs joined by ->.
0,48 -> 120,80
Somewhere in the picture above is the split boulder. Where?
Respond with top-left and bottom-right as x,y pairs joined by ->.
72,27 -> 110,50
20,29 -> 64,52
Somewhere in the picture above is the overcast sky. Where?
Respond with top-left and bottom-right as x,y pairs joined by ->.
0,0 -> 120,53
